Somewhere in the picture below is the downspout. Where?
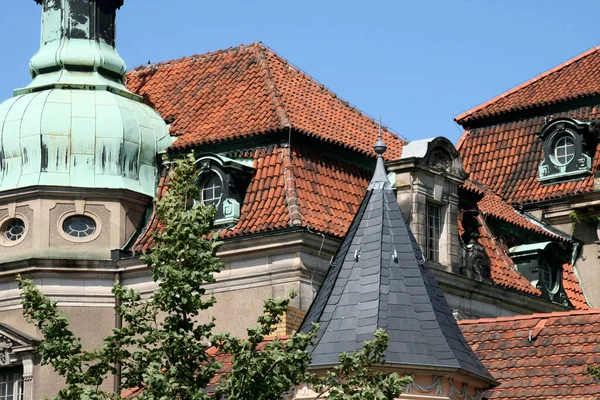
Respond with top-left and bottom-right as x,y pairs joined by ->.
113,271 -> 122,393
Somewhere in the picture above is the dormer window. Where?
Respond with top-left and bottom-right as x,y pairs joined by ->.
195,154 -> 254,226
538,118 -> 595,182
509,241 -> 569,306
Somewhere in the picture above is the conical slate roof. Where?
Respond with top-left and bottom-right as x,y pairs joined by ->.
299,139 -> 495,383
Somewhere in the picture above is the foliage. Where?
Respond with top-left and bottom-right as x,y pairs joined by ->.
211,292 -> 315,400
18,155 -> 411,400
19,155 -> 223,400
309,329 -> 413,400
588,364 -> 600,381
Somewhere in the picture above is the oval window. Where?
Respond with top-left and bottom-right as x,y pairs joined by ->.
63,216 -> 96,238
3,218 -> 26,242
200,174 -> 223,206
553,135 -> 576,165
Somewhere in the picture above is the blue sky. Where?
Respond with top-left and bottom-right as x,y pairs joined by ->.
1,1 -> 599,144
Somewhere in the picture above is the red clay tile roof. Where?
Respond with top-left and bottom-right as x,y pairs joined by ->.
457,107 -> 600,204
472,213 -> 541,296
455,46 -> 600,125
462,180 -> 569,242
126,42 -> 404,159
563,263 -> 589,310
133,145 -> 370,252
459,310 -> 600,399
460,180 -> 588,308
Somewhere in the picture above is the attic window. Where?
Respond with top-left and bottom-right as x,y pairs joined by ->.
538,118 -> 595,182
553,135 -> 575,165
195,154 -> 254,226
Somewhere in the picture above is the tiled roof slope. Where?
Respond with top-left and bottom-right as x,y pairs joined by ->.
463,180 -> 568,242
457,106 -> 600,204
299,153 -> 495,383
133,145 -> 370,252
456,46 -> 600,124
471,214 -> 540,296
460,181 -> 589,308
126,43 -> 404,159
562,263 -> 589,310
460,310 -> 600,399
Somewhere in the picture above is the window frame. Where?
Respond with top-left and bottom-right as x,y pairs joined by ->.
552,134 -> 576,166
426,203 -> 442,263
200,173 -> 224,207
0,367 -> 23,400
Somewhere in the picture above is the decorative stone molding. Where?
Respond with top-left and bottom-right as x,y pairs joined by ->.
460,211 -> 491,284
405,375 -> 445,395
0,325 -> 38,400
0,337 -> 12,365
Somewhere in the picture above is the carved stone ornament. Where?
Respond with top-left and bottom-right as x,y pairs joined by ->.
460,211 -> 492,283
0,337 -> 13,366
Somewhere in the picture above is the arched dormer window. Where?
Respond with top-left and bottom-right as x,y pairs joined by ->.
195,154 -> 254,226
538,118 -> 595,182
509,241 -> 569,306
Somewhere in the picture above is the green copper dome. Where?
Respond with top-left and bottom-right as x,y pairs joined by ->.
0,0 -> 172,196
0,89 -> 171,196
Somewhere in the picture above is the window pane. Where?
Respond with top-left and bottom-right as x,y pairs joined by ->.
426,204 -> 441,263
0,369 -> 23,400
201,174 -> 223,206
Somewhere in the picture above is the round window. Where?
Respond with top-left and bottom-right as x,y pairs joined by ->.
63,216 -> 96,238
200,174 -> 223,206
553,135 -> 576,165
2,218 -> 26,242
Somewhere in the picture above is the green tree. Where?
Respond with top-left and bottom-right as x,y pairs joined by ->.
17,155 -> 411,400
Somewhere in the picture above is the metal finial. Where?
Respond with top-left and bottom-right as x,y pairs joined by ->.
374,116 -> 387,156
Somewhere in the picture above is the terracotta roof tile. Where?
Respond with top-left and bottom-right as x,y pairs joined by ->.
461,181 -> 588,308
126,43 -> 404,159
463,180 -> 569,242
563,263 -> 589,310
456,46 -> 600,124
475,213 -> 541,296
459,310 -> 600,399
132,145 -> 370,251
458,106 -> 600,204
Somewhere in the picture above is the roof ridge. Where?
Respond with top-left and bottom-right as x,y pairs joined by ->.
455,45 -> 600,124
458,308 -> 600,325
280,146 -> 303,227
256,43 -> 407,143
129,43 -> 259,73
253,43 -> 292,129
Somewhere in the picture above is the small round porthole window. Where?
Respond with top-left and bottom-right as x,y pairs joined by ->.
2,218 -> 26,242
553,135 -> 576,165
63,216 -> 96,239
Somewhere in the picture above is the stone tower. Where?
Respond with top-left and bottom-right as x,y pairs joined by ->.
0,1 -> 170,398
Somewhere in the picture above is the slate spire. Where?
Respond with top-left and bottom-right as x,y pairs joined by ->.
300,133 -> 495,383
